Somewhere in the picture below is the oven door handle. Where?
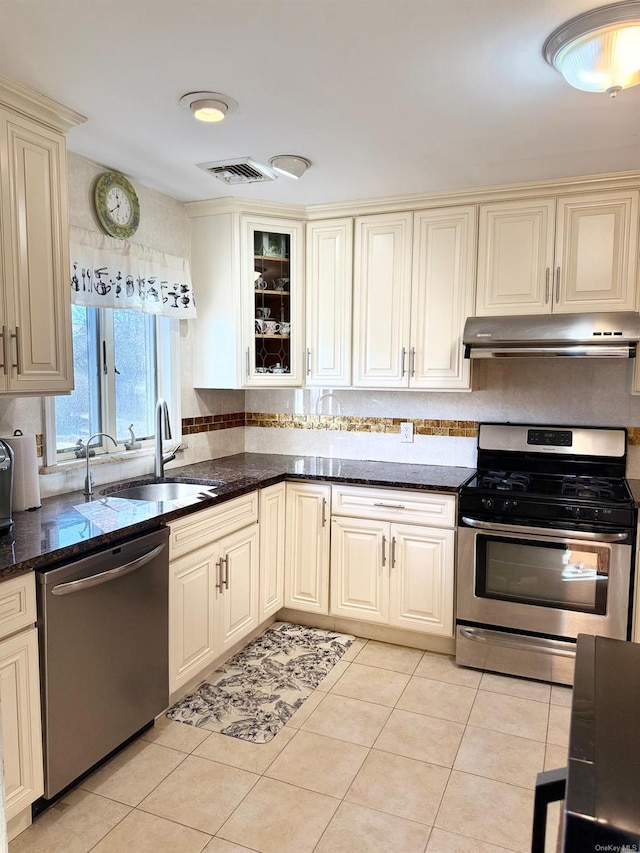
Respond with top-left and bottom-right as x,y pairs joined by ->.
460,516 -> 629,543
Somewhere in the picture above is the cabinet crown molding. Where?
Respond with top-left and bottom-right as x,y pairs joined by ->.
186,170 -> 640,222
186,196 -> 306,220
0,74 -> 86,133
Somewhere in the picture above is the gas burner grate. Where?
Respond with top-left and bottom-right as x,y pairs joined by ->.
561,476 -> 615,500
478,470 -> 531,492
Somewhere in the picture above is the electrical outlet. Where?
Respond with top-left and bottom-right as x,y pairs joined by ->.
400,421 -> 414,443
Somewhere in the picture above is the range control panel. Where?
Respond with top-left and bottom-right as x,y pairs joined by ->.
527,429 -> 573,447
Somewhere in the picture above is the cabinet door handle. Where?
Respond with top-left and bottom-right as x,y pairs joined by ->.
10,327 -> 21,374
374,502 -> 406,509
410,347 -> 416,377
321,497 -> 327,527
246,348 -> 251,378
390,536 -> 397,568
401,347 -> 407,377
0,326 -> 7,375
555,267 -> 560,303
545,267 -> 550,304
306,348 -> 311,376
215,558 -> 223,591
382,534 -> 387,567
223,555 -> 229,590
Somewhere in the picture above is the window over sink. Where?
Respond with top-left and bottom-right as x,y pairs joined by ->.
43,306 -> 180,463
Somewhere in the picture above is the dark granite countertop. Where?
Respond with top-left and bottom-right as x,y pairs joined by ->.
0,452 -> 475,581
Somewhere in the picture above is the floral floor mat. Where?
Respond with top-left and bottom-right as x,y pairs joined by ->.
166,622 -> 354,743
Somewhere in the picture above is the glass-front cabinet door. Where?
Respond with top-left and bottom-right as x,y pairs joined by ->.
241,216 -> 304,386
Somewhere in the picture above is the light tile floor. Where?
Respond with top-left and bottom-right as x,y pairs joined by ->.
10,637 -> 571,853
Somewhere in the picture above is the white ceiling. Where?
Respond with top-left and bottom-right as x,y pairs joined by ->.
0,0 -> 638,206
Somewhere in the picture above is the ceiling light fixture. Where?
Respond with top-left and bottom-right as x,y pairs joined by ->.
179,91 -> 238,122
269,155 -> 312,179
544,1 -> 640,97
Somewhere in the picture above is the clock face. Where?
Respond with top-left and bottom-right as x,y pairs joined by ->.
105,186 -> 132,226
94,172 -> 140,239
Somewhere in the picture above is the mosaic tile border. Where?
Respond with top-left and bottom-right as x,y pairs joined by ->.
627,427 -> 640,446
182,416 -> 640,444
183,413 -> 480,438
246,413 -> 480,436
182,413 -> 246,435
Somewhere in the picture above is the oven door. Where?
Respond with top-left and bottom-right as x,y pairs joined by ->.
457,519 -> 632,640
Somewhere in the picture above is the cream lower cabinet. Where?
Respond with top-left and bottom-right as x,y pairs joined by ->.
0,574 -> 44,831
259,482 -> 286,620
330,486 -> 456,637
284,482 -> 331,614
169,492 -> 260,693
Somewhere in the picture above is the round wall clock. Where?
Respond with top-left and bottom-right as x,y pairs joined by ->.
94,171 -> 140,239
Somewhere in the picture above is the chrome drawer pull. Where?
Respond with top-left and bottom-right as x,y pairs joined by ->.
373,502 -> 406,509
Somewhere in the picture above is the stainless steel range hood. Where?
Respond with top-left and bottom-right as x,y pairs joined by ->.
463,312 -> 640,359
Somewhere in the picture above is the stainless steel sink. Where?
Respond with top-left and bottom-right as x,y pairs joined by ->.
102,479 -> 224,503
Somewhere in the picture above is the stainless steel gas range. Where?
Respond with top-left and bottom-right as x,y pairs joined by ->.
456,423 -> 636,685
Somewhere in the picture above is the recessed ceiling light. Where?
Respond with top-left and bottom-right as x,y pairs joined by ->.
179,91 -> 238,122
544,1 -> 640,97
269,155 -> 312,179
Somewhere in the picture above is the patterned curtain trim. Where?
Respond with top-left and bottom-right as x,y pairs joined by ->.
69,226 -> 197,318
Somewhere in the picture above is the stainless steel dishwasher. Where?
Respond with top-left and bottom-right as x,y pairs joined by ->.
36,526 -> 169,801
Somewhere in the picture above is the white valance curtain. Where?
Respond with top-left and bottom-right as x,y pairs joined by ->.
69,226 -> 197,318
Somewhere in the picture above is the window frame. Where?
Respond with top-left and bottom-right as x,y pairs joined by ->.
43,310 -> 181,467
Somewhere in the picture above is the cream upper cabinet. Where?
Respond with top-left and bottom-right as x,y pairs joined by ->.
553,192 -> 639,313
475,199 -> 555,316
410,206 -> 477,390
0,80 -> 83,395
353,212 -> 413,387
189,210 -> 304,389
242,216 -> 305,386
284,482 -> 331,614
352,208 -> 475,390
305,218 -> 353,386
476,191 -> 639,316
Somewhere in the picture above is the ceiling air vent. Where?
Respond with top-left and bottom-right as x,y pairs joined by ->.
197,157 -> 277,185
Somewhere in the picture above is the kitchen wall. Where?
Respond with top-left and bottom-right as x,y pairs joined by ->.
4,155 -> 640,497
0,153 -> 244,497
245,358 -> 640,476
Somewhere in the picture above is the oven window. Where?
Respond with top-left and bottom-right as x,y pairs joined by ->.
476,536 -> 609,614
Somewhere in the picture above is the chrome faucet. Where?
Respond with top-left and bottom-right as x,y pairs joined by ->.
154,398 -> 176,478
83,432 -> 118,497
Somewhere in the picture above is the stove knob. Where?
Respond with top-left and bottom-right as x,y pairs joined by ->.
481,497 -> 494,510
502,500 -> 512,512
572,506 -> 581,519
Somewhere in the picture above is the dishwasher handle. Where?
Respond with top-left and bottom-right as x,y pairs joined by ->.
51,543 -> 166,596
